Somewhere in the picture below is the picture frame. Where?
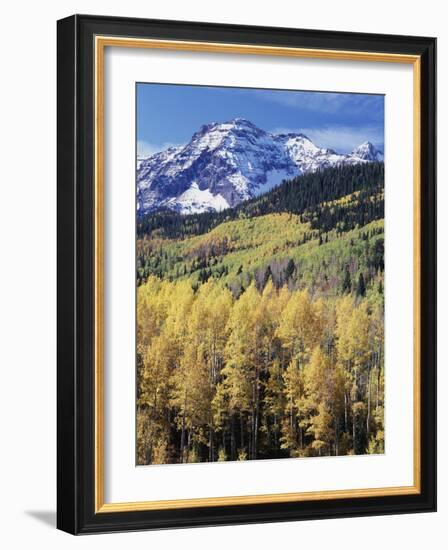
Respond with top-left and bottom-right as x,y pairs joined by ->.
57,14 -> 436,534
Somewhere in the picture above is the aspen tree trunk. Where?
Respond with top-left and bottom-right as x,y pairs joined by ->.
254,412 -> 258,459
335,421 -> 339,456
344,393 -> 348,432
251,411 -> 256,459
186,429 -> 191,463
180,388 -> 187,463
352,411 -> 356,455
254,371 -> 260,459
209,347 -> 216,461
290,394 -> 294,435
209,426 -> 214,462
231,415 -> 236,460
274,414 -> 278,448
366,367 -> 372,436
377,359 -> 381,409
352,366 -> 358,454
240,413 -> 245,451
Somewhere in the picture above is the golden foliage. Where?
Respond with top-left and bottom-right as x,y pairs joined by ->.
136,277 -> 384,464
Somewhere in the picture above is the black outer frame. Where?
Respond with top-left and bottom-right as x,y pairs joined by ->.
57,14 -> 436,535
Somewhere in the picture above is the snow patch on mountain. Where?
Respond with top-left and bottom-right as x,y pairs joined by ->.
164,182 -> 229,214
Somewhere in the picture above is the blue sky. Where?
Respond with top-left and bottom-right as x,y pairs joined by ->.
136,83 -> 384,157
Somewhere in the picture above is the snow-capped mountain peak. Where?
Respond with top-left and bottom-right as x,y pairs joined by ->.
137,118 -> 383,215
351,141 -> 384,162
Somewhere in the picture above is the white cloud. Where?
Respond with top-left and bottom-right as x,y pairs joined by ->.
256,90 -> 383,117
137,140 -> 185,158
272,125 -> 384,154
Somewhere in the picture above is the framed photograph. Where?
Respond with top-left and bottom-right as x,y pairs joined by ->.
57,14 -> 436,534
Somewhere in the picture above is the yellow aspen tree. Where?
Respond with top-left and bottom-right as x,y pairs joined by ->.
301,346 -> 345,456
281,359 -> 303,456
222,282 -> 261,459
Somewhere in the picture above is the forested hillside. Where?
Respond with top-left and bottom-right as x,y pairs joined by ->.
136,162 -> 385,464
137,162 -> 383,238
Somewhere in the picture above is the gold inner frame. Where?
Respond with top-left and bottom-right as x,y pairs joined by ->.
94,36 -> 421,513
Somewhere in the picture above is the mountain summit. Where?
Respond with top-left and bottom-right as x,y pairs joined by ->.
137,118 -> 383,215
351,141 -> 384,162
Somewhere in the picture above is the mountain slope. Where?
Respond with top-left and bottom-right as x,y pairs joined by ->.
137,118 -> 383,215
137,161 -> 384,240
137,162 -> 384,294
